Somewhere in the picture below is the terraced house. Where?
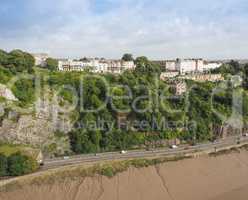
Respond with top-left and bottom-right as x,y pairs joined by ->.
58,58 -> 136,74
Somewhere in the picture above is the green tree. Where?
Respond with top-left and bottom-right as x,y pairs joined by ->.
12,78 -> 35,106
0,49 -> 9,66
122,54 -> 134,61
70,130 -> 93,153
0,154 -> 8,176
0,66 -> 13,84
46,58 -> 58,71
7,152 -> 38,176
135,56 -> 161,75
8,50 -> 35,73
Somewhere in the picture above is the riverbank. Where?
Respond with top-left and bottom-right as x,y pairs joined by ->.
1,146 -> 248,200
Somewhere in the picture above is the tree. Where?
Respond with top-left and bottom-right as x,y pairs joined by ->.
122,54 -> 134,62
69,130 -> 93,153
46,58 -> 58,71
7,50 -> 35,73
7,152 -> 38,176
0,154 -> 8,176
0,66 -> 13,84
135,56 -> 161,75
242,64 -> 248,89
12,78 -> 35,107
0,49 -> 9,66
229,60 -> 241,72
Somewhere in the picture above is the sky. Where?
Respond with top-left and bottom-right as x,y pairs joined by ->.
0,0 -> 248,59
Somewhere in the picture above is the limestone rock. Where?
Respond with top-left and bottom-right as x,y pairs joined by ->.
0,84 -> 18,101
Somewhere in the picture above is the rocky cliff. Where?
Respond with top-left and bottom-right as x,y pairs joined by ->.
0,84 -> 74,156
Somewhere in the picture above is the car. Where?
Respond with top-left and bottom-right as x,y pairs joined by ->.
121,150 -> 127,154
63,156 -> 70,160
243,133 -> 248,137
170,145 -> 178,149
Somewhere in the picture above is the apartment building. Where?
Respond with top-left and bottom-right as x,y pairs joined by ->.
156,59 -> 222,75
165,60 -> 177,71
58,59 -> 86,71
58,58 -> 136,74
200,62 -> 222,72
175,59 -> 204,74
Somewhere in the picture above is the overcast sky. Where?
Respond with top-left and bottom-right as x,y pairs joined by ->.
0,0 -> 247,59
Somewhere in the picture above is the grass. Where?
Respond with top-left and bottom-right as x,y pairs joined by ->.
209,146 -> 242,157
0,143 -> 40,158
0,144 -> 25,156
0,96 -> 6,103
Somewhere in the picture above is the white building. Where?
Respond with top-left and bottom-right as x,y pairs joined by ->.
165,60 -> 177,71
122,61 -> 136,70
166,58 -> 221,74
181,74 -> 224,82
32,53 -> 49,67
175,59 -> 204,74
58,59 -> 85,71
58,58 -> 136,74
96,60 -> 109,73
200,62 -> 222,72
160,72 -> 179,80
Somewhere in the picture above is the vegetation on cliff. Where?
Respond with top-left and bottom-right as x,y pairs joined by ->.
1,49 -> 248,156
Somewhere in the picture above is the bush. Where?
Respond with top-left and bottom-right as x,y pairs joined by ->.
0,66 -> 13,84
12,78 -> 35,107
7,152 -> 38,176
0,154 -> 8,176
46,58 -> 58,71
101,166 -> 115,177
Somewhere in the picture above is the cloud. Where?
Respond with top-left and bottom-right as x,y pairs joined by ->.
0,0 -> 247,59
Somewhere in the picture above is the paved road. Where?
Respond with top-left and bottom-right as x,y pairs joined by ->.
42,135 -> 248,170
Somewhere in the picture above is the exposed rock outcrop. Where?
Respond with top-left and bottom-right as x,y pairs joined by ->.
0,97 -> 74,155
0,84 -> 18,101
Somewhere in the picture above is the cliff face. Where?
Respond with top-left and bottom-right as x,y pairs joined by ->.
1,151 -> 248,200
0,95 -> 74,156
0,84 -> 18,101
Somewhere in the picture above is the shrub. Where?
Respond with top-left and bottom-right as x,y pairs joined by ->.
12,78 -> 35,107
7,152 -> 38,176
101,166 -> 115,177
0,66 -> 13,84
0,153 -> 8,176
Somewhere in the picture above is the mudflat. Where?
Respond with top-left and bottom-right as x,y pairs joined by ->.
1,151 -> 248,200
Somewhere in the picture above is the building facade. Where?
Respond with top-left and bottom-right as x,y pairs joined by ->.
165,60 -> 177,71
200,62 -> 222,72
180,74 -> 224,82
58,58 -> 136,74
175,59 -> 204,74
155,58 -> 222,75
160,71 -> 179,80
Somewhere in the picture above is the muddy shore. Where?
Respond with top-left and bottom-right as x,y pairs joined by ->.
1,151 -> 248,200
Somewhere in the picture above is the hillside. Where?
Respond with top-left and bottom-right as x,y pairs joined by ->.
1,49 -> 248,170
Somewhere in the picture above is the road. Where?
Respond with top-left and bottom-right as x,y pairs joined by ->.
42,135 -> 248,170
